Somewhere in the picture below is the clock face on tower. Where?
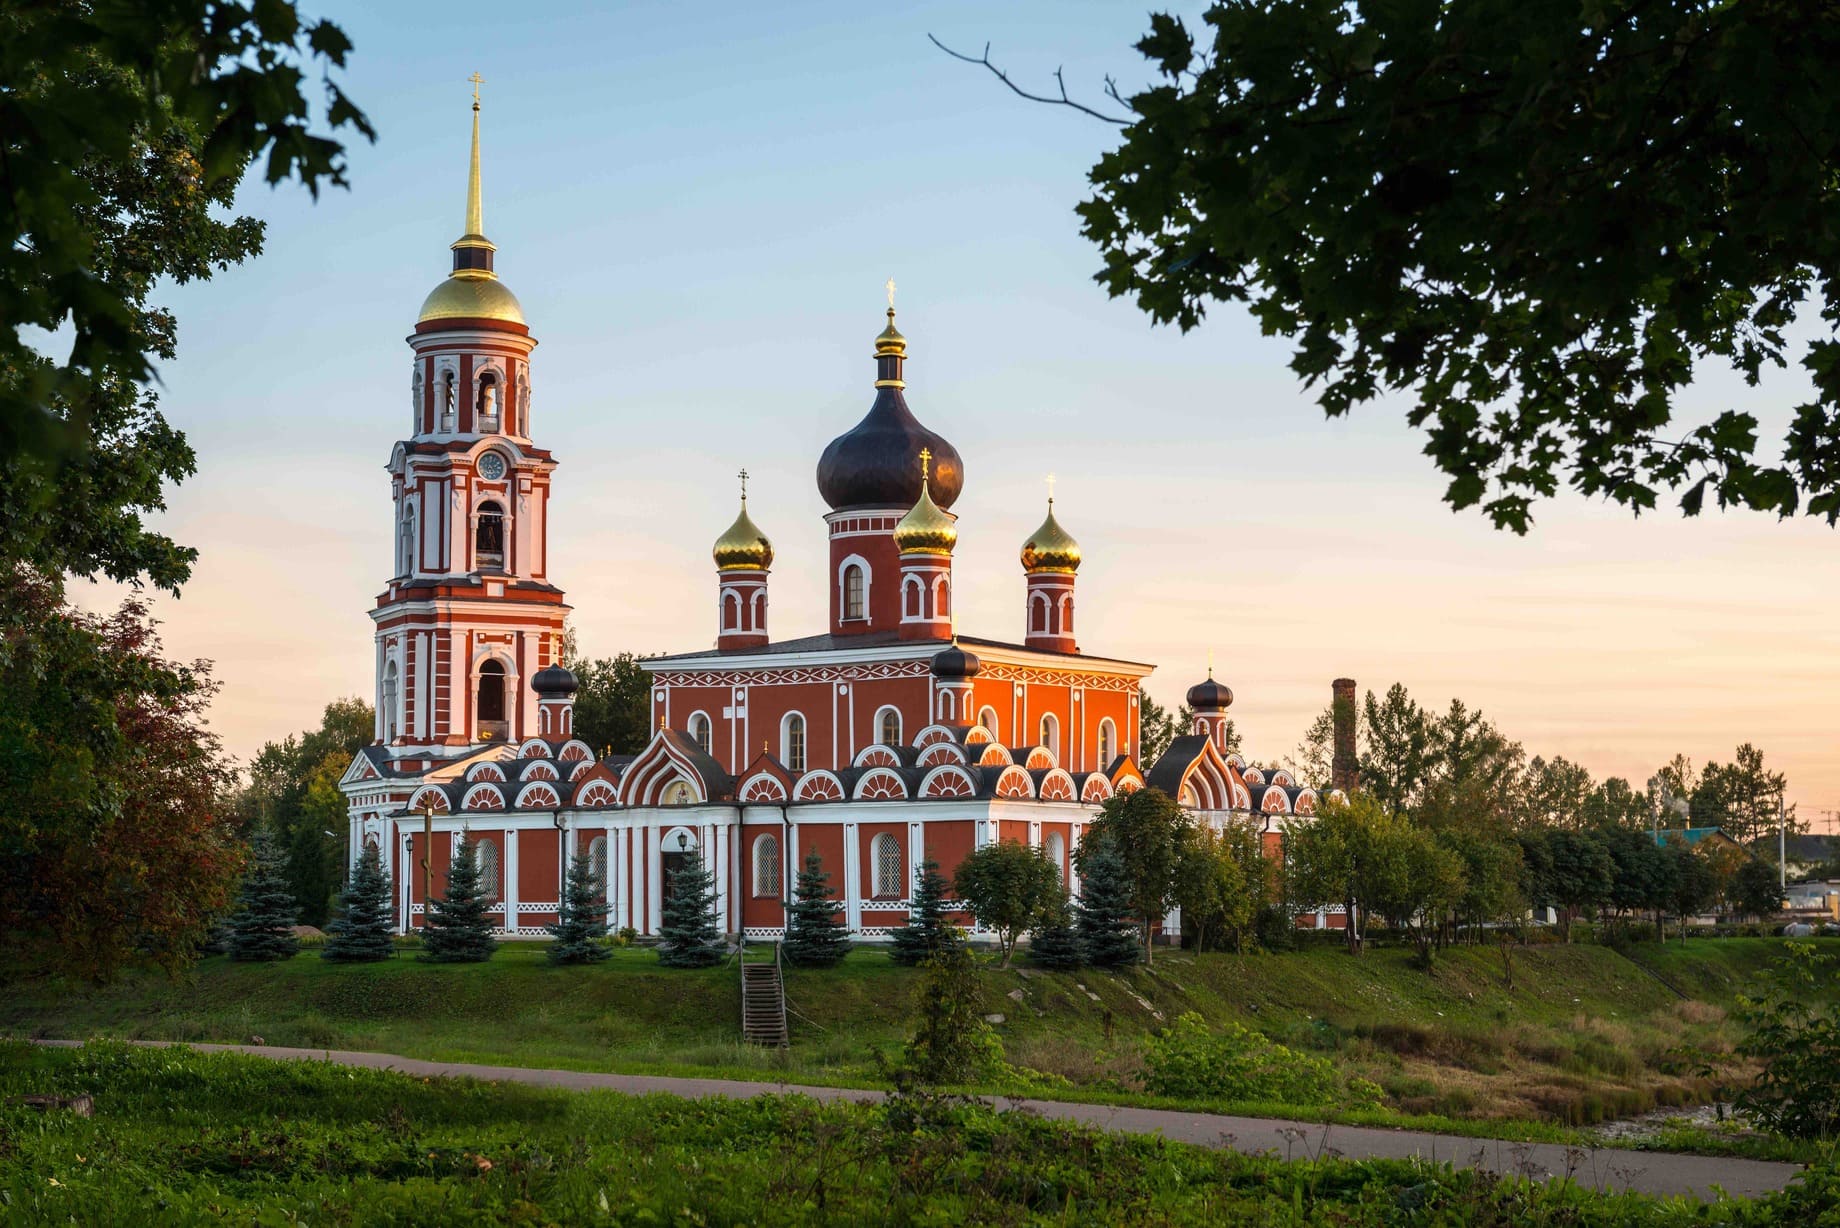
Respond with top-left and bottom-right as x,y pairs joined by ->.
478,452 -> 506,481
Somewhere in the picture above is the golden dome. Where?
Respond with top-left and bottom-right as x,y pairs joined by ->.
1021,499 -> 1081,573
874,307 -> 907,359
893,449 -> 957,556
713,496 -> 773,571
418,271 -> 526,325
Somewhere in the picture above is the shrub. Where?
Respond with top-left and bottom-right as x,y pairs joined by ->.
902,945 -> 1003,1086
1141,1011 -> 1373,1108
1733,941 -> 1840,1139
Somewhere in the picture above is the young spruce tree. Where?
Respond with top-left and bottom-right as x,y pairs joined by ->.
322,842 -> 395,962
229,831 -> 300,962
1028,888 -> 1085,970
421,833 -> 497,963
888,858 -> 963,967
658,845 -> 723,968
546,852 -> 611,964
783,851 -> 851,967
1075,838 -> 1142,968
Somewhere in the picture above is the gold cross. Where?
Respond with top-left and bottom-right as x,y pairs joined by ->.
738,467 -> 748,500
885,277 -> 896,310
468,72 -> 485,107
1046,472 -> 1057,504
918,446 -> 931,479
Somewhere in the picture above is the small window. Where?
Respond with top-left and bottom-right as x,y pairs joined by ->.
753,833 -> 782,898
903,576 -> 921,619
1039,712 -> 1059,757
783,713 -> 806,773
723,591 -> 741,631
478,372 -> 500,426
871,833 -> 902,899
588,836 -> 609,896
475,500 -> 505,568
843,565 -> 866,620
381,661 -> 399,741
978,706 -> 999,740
1031,593 -> 1048,633
1097,719 -> 1116,768
399,503 -> 416,576
690,713 -> 711,754
475,838 -> 501,903
879,708 -> 901,747
476,659 -> 506,723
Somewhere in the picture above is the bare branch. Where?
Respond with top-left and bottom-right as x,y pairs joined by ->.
928,34 -> 1135,126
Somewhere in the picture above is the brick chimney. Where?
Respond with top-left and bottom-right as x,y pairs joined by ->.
1331,678 -> 1358,791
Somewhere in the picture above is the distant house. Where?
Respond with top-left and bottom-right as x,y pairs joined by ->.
1776,834 -> 1839,879
1652,826 -> 1741,853
1785,880 -> 1840,921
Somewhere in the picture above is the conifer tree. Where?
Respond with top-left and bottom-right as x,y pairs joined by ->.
421,833 -> 497,963
1075,838 -> 1142,968
229,831 -> 300,962
889,858 -> 963,967
546,851 -> 611,964
1028,888 -> 1085,970
322,842 -> 395,962
657,845 -> 723,968
783,851 -> 851,967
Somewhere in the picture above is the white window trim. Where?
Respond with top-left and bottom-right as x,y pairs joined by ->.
837,555 -> 872,621
781,710 -> 807,773
874,704 -> 902,747
752,833 -> 782,898
687,710 -> 713,754
978,706 -> 1000,742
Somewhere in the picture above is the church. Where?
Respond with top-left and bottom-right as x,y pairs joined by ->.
338,98 -> 1355,940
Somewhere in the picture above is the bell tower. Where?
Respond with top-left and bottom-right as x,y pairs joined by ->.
371,79 -> 570,753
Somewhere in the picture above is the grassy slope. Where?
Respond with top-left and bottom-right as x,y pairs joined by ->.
5,938 -> 1830,1133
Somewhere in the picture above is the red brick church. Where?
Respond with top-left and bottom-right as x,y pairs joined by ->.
339,99 -> 1351,939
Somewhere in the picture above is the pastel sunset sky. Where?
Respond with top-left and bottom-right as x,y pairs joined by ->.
82,1 -> 1839,827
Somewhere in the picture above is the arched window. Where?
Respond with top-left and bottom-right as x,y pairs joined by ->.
1097,718 -> 1116,768
477,371 -> 500,428
935,575 -> 950,617
723,591 -> 740,630
474,838 -> 501,903
399,503 -> 416,576
689,712 -> 711,754
977,706 -> 999,740
475,500 -> 505,568
903,576 -> 921,619
1060,594 -> 1073,632
843,564 -> 866,620
878,707 -> 901,747
441,370 -> 457,425
871,833 -> 903,899
782,712 -> 806,773
1031,593 -> 1048,633
588,835 -> 609,896
381,661 -> 399,741
938,692 -> 956,721
753,833 -> 782,898
1045,831 -> 1067,885
476,659 -> 506,727
1039,712 -> 1059,757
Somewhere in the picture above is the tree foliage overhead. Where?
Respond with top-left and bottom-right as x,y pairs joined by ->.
1069,2 -> 1840,530
3,0 -> 371,489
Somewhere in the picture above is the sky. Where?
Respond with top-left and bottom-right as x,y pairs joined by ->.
85,0 -> 1838,828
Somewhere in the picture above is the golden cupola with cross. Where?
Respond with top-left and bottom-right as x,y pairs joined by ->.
713,470 -> 772,651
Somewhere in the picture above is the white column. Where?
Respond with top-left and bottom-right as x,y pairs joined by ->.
1029,819 -> 1041,850
712,822 -> 729,933
373,637 -> 387,740
646,826 -> 661,934
447,629 -> 466,739
907,819 -> 922,902
788,820 -> 802,903
844,822 -> 862,930
503,829 -> 520,932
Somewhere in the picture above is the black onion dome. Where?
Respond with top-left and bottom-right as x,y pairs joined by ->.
1186,676 -> 1234,710
931,645 -> 982,679
532,664 -> 579,698
817,393 -> 963,511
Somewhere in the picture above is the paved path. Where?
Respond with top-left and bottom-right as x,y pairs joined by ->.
34,1040 -> 1801,1201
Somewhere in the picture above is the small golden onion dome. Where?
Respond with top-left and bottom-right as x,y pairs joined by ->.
418,271 -> 526,325
894,454 -> 957,556
713,498 -> 773,571
874,307 -> 906,358
1021,499 -> 1081,573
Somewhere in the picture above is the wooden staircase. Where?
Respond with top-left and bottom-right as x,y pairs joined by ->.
741,941 -> 788,1048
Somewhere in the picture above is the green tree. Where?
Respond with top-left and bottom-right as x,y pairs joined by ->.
1060,3 -> 1840,529
421,834 -> 497,964
902,944 -> 999,1086
1027,889 -> 1084,969
1137,690 -> 1179,765
1695,744 -> 1798,846
1732,857 -> 1785,923
321,843 -> 393,963
567,651 -> 656,755
1077,787 -> 1193,964
1582,776 -> 1652,830
1285,792 -> 1395,954
952,840 -> 1062,969
888,858 -> 963,967
1284,705 -> 1336,788
1600,825 -> 1673,939
546,852 -> 610,965
1522,827 -> 1614,943
1439,829 -> 1525,942
1072,836 -> 1142,968
1359,685 -> 1431,814
1733,943 -> 1840,1139
228,832 -> 299,962
0,567 -> 240,981
657,846 -> 723,968
1171,823 -> 1253,954
1662,838 -> 1718,939
1371,826 -> 1468,964
783,852 -> 852,968
1517,756 -> 1598,830
238,699 -> 373,926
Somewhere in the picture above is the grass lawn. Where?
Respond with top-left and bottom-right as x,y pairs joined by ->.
5,937 -> 1831,1153
2,1041 -> 1830,1225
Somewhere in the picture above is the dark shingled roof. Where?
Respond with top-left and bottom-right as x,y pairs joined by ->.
646,632 -> 1149,670
1144,735 -> 1212,796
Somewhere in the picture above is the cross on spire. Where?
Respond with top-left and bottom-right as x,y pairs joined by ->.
469,71 -> 485,109
738,466 -> 749,502
918,446 -> 932,481
1046,472 -> 1057,505
885,276 -> 897,310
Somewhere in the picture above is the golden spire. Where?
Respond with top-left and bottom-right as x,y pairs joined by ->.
894,448 -> 957,556
712,467 -> 773,571
420,74 -> 523,325
1021,489 -> 1082,574
464,73 -> 486,240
